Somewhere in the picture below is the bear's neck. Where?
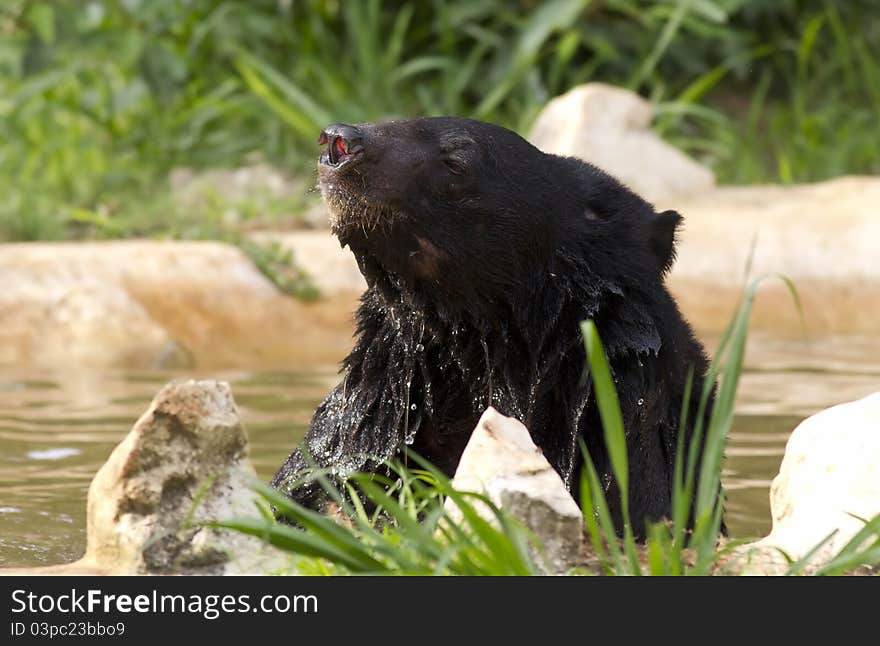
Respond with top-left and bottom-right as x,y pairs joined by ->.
343,245 -> 612,417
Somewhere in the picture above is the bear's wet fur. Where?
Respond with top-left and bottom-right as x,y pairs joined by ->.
271,117 -> 716,538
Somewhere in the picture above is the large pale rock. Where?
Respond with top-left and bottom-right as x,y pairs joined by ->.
670,176 -> 880,337
529,83 -> 715,205
170,163 -> 328,229
170,163 -> 297,206
0,239 -> 357,370
734,393 -> 880,574
446,407 -> 584,573
0,280 -> 183,369
80,379 -> 291,574
251,231 -> 366,294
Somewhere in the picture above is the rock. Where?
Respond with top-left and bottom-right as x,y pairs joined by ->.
79,379 -> 292,574
733,393 -> 880,575
445,407 -> 584,573
170,163 -> 296,205
0,280 -> 180,370
251,231 -> 366,294
669,176 -> 880,337
169,162 -> 328,228
528,83 -> 715,205
0,239 -> 358,370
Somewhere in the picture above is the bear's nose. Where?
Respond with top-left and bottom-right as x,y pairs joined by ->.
318,124 -> 364,166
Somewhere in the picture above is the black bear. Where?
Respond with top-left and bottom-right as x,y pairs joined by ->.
272,117 -> 715,538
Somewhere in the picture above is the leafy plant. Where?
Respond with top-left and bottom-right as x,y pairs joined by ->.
213,456 -> 539,575
237,238 -> 320,301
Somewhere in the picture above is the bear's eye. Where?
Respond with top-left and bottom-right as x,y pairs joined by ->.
442,158 -> 466,175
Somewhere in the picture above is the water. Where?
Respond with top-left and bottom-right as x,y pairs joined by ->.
0,369 -> 337,568
1,340 -> 878,568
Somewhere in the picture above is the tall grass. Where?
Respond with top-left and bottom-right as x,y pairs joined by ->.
578,275 -> 783,575
215,457 -> 540,575
1,1 -> 878,241
218,278 -> 880,575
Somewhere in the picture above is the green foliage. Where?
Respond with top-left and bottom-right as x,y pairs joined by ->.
237,238 -> 320,301
1,0 -> 878,243
212,456 -> 540,575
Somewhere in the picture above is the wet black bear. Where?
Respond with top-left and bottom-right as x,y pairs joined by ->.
272,117 -> 715,538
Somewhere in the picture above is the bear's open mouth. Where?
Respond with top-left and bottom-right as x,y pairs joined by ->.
318,132 -> 364,169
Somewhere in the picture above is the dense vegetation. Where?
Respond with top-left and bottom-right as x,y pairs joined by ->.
1,0 -> 878,241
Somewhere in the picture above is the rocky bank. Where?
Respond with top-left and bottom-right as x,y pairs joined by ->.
2,172 -> 879,372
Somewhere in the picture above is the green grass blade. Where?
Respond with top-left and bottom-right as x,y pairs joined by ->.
474,0 -> 589,117
797,14 -> 825,81
581,320 -> 640,574
234,51 -> 331,138
815,546 -> 880,577
783,530 -> 838,576
579,442 -> 626,575
813,513 -> 880,576
629,0 -> 693,89
579,453 -> 612,575
211,517 -> 386,573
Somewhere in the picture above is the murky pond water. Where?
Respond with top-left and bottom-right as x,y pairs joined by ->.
1,336 -> 878,568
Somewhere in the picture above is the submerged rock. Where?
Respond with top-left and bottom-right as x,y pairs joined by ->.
529,83 -> 715,205
80,379 -> 291,575
733,393 -> 880,575
446,407 -> 584,573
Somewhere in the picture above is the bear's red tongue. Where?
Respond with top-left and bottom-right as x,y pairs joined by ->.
324,135 -> 350,165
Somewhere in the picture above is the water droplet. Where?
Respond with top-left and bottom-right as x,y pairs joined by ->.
415,343 -> 424,352
410,403 -> 417,411
637,398 -> 645,406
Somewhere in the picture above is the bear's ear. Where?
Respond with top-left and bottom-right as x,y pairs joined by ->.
650,209 -> 683,274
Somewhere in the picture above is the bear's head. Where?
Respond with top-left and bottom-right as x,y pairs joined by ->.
316,117 -> 681,313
